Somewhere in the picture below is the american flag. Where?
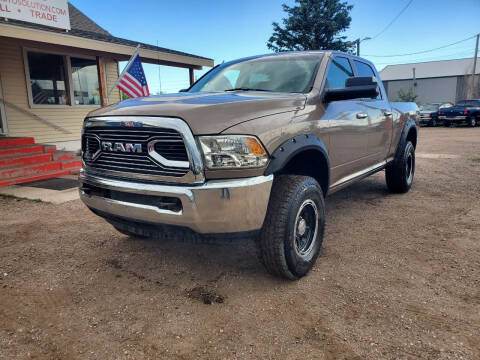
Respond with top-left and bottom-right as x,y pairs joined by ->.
117,53 -> 150,98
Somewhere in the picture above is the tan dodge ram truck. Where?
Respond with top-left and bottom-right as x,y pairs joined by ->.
79,51 -> 419,280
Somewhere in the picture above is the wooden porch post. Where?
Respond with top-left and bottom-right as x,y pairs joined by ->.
189,68 -> 194,86
96,56 -> 107,107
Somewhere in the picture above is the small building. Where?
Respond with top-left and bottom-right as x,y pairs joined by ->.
379,58 -> 480,105
0,2 -> 213,148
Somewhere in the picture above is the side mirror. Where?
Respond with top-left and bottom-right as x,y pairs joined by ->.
179,88 -> 188,93
324,76 -> 379,103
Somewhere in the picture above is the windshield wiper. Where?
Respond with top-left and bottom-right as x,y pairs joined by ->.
224,88 -> 272,92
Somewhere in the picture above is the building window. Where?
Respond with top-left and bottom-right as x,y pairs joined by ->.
27,52 -> 69,105
25,50 -> 102,107
71,57 -> 101,105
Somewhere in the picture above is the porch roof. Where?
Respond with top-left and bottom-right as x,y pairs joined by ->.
0,3 -> 213,70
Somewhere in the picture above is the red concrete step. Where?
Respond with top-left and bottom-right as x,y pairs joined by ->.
0,161 -> 63,180
52,151 -> 77,161
61,157 -> 82,170
42,144 -> 57,153
0,144 -> 46,157
0,153 -> 53,168
0,137 -> 35,148
0,170 -> 73,187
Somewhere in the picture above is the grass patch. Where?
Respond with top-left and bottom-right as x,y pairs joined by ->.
0,193 -> 43,202
473,158 -> 480,163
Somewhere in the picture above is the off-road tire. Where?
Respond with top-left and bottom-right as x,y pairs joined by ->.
258,175 -> 325,280
444,121 -> 451,127
430,118 -> 437,127
386,140 -> 415,193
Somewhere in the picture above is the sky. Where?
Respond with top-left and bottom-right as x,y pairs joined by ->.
70,0 -> 480,95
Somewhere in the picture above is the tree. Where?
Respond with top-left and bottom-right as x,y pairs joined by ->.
397,88 -> 418,103
267,0 -> 354,52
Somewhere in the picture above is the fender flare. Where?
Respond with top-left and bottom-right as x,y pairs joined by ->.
264,134 -> 330,188
394,117 -> 418,159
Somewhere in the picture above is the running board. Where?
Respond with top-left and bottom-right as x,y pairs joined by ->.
328,161 -> 387,195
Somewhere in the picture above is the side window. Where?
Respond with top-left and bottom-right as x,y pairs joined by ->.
354,60 -> 382,99
325,57 -> 353,89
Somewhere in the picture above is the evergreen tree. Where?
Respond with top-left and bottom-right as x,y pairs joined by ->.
267,0 -> 354,52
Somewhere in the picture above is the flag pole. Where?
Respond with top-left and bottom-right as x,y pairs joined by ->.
107,44 -> 141,99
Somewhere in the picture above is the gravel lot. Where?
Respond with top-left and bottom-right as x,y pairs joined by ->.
1,127 -> 479,360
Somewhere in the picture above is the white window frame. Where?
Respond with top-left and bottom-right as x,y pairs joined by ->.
23,47 -> 102,109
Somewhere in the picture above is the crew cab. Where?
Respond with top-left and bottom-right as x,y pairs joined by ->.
419,103 -> 452,126
439,99 -> 480,127
79,51 -> 419,280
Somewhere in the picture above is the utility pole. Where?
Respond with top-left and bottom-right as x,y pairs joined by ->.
471,33 -> 479,98
356,38 -> 360,56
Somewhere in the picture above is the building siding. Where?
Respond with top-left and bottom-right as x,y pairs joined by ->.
0,37 -> 121,143
384,77 -> 458,104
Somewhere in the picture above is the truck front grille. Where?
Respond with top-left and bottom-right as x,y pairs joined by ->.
82,127 -> 190,178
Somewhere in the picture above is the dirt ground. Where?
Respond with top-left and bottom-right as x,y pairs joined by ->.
1,127 -> 479,360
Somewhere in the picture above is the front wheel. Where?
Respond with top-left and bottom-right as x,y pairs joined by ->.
430,118 -> 437,127
385,141 -> 415,193
258,175 -> 325,280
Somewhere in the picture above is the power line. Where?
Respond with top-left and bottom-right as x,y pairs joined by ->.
370,0 -> 414,40
364,34 -> 478,57
374,50 -> 477,66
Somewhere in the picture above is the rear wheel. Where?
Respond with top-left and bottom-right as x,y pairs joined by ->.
258,175 -> 325,280
386,141 -> 415,193
430,118 -> 437,127
469,117 -> 476,127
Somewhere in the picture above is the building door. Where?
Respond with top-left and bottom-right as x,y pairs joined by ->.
0,74 -> 7,135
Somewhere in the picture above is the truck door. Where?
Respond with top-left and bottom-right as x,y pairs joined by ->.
324,56 -> 371,185
352,60 -> 392,164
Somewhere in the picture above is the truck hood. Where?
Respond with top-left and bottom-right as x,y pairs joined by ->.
88,92 -> 306,134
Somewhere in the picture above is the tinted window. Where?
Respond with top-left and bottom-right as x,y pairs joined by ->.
457,100 -> 480,107
354,60 -> 382,99
28,52 -> 68,105
325,57 -> 353,89
354,60 -> 375,77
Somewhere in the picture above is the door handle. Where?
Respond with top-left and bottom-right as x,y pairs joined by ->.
356,113 -> 368,119
384,111 -> 392,117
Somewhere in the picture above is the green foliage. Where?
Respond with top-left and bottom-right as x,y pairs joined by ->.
472,158 -> 480,163
120,91 -> 130,101
397,88 -> 418,103
267,0 -> 354,52
0,193 -> 43,202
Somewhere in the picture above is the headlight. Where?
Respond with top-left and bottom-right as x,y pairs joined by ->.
198,135 -> 269,169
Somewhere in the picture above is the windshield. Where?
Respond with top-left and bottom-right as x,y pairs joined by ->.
189,55 -> 322,94
419,104 -> 439,111
456,100 -> 480,107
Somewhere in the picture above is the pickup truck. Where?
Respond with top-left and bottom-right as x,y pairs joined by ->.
79,51 -> 419,280
438,99 -> 480,127
419,102 -> 452,127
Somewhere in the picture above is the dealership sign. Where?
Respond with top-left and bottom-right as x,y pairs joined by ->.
0,0 -> 70,30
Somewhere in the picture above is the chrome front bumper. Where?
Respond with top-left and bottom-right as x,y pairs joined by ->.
79,171 -> 273,234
